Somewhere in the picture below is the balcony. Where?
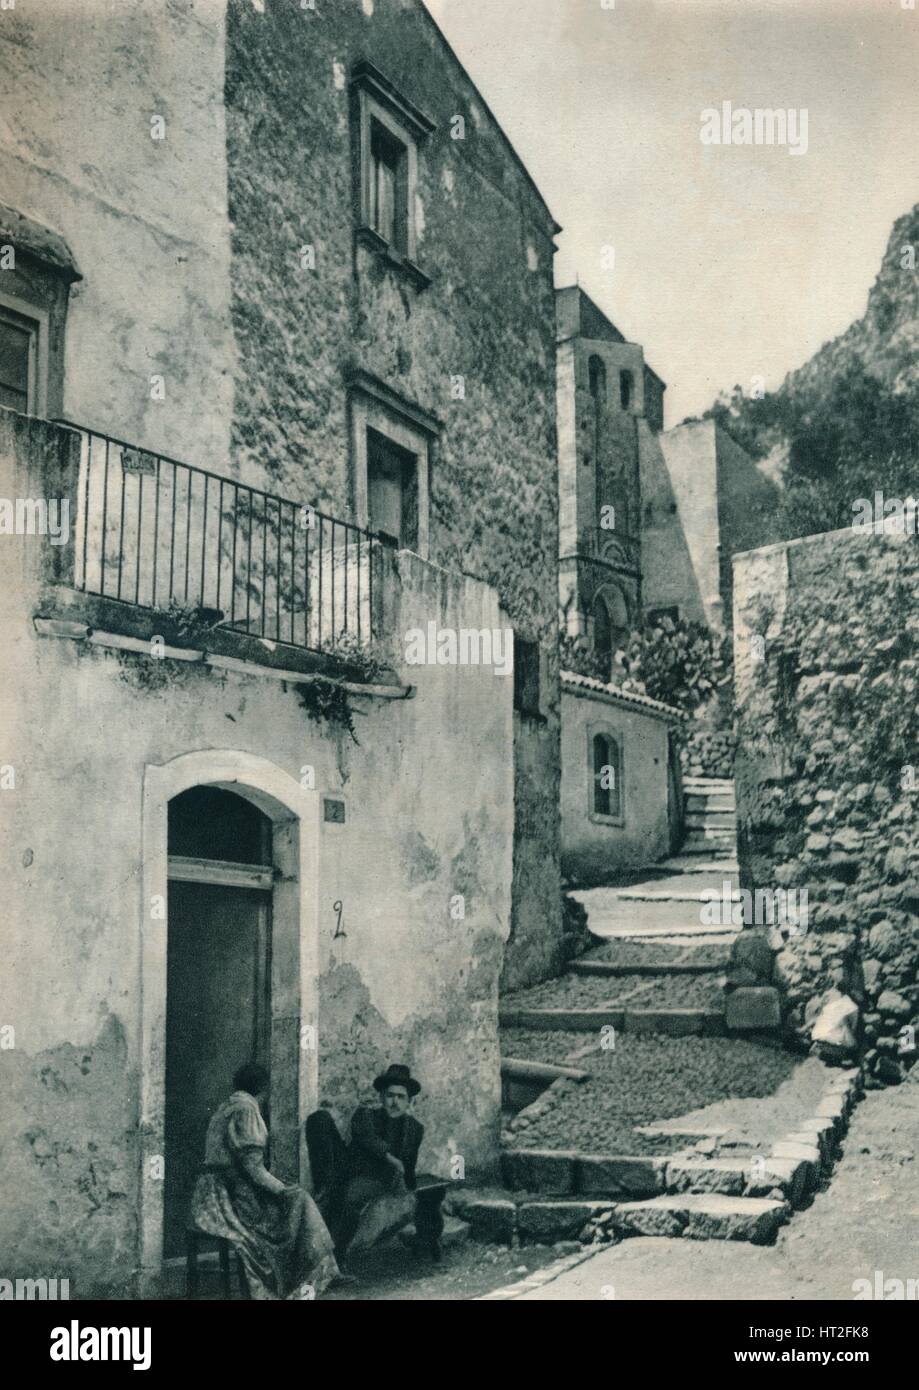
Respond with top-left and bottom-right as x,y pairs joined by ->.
64,423 -> 384,660
0,406 -> 409,695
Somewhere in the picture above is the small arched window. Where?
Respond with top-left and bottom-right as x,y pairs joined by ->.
619,369 -> 633,410
588,355 -> 607,464
593,595 -> 612,680
592,732 -> 623,819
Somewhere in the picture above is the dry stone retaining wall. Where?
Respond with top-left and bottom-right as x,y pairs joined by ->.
732,527 -> 919,1082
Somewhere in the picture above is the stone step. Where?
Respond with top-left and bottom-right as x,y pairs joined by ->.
568,959 -> 726,978
676,840 -> 737,857
684,810 -> 737,831
612,886 -> 740,904
499,1006 -> 725,1035
456,1192 -> 786,1246
683,777 -> 735,792
683,832 -> 736,850
646,857 -> 739,875
582,896 -> 728,932
685,791 -> 735,813
612,1193 -> 786,1244
500,1148 -> 807,1206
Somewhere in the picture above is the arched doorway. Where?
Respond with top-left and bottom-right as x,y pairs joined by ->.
594,586 -> 630,678
140,750 -> 321,1286
162,787 -> 273,1257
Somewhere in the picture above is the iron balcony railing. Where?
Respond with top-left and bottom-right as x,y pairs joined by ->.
65,423 -> 383,654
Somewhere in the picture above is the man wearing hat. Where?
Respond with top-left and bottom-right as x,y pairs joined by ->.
306,1063 -> 442,1260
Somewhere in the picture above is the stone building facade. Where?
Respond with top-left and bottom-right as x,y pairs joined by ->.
731,527 -> 918,1075
556,285 -> 665,679
0,0 -> 561,1294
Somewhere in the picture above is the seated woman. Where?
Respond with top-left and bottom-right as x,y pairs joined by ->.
191,1062 -> 340,1300
306,1063 -> 431,1258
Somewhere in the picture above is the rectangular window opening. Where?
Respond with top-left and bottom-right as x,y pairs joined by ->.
366,427 -> 418,549
0,308 -> 35,414
370,119 -> 409,254
514,638 -> 540,716
593,732 -> 623,819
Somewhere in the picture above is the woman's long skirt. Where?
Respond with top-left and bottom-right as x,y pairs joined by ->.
191,1170 -> 339,1300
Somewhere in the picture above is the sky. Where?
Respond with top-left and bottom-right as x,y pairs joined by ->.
424,0 -> 919,425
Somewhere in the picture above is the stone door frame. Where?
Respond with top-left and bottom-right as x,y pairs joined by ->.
139,749 -> 320,1287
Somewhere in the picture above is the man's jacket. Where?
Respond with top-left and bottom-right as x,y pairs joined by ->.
348,1104 -> 423,1190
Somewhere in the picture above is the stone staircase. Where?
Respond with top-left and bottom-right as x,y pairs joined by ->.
483,775 -> 840,1247
468,1066 -> 861,1250
682,775 -> 736,854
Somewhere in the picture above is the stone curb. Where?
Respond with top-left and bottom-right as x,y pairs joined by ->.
474,1247 -> 598,1301
499,1007 -> 725,1035
569,960 -> 727,978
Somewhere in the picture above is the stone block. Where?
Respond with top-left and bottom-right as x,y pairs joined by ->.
518,1200 -> 616,1243
454,1198 -> 516,1244
725,986 -> 781,1031
744,1157 -> 809,1208
577,1154 -> 666,1197
666,1158 -> 748,1196
814,1095 -> 847,1131
500,1148 -> 577,1194
770,1142 -> 821,1188
681,1195 -> 787,1244
727,932 -> 775,985
613,1194 -> 785,1244
612,1198 -> 686,1239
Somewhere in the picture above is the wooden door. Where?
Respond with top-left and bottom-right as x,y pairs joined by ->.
162,878 -> 271,1258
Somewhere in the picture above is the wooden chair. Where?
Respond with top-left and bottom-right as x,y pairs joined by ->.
185,1224 -> 248,1299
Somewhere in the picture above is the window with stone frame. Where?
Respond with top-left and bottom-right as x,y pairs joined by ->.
369,119 -> 409,255
0,305 -> 36,414
366,427 -> 418,550
347,369 -> 436,561
352,61 -> 434,285
0,203 -> 81,419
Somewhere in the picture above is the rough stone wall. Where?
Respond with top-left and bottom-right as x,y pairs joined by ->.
733,528 -> 919,1081
223,0 -> 561,989
680,727 -> 735,781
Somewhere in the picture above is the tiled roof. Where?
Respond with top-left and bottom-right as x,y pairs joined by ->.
560,669 -> 685,721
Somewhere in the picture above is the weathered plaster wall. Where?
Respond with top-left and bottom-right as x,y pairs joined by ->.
715,427 -> 782,625
638,419 -> 708,627
223,0 -> 561,988
657,420 -> 722,628
642,419 -> 781,634
560,684 -> 673,884
0,0 -> 235,464
733,527 -> 919,1080
0,413 -> 512,1291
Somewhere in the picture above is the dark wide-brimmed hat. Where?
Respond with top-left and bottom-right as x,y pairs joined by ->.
373,1063 -> 421,1097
